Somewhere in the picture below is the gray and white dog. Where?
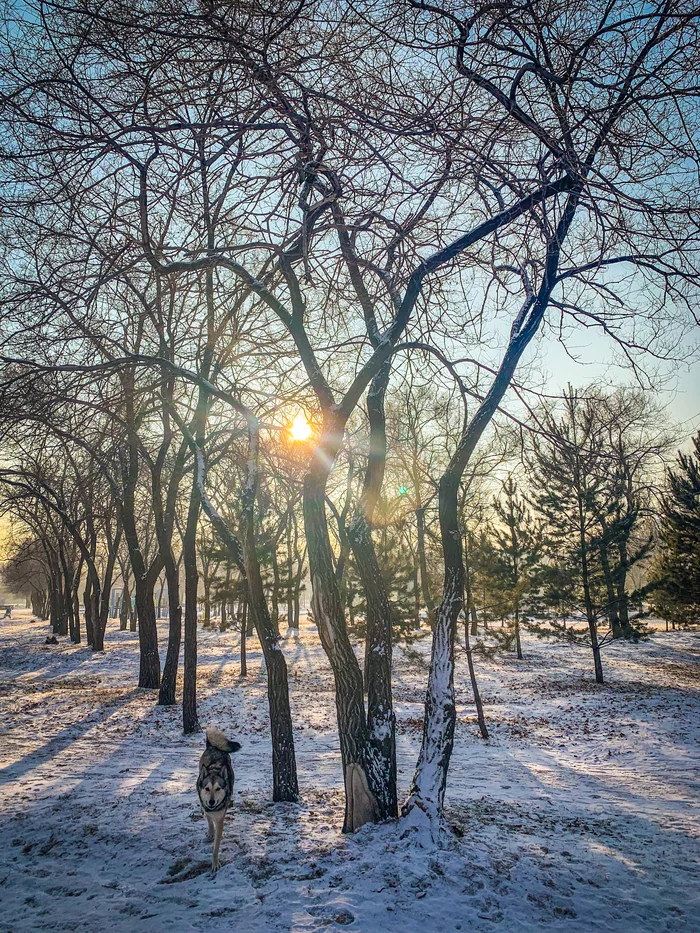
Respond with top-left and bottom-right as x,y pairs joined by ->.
197,727 -> 241,871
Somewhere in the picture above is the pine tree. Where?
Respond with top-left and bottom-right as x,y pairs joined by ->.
527,387 -> 607,683
651,432 -> 700,625
491,477 -> 543,659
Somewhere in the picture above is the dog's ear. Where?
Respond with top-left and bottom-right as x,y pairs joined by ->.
227,740 -> 242,754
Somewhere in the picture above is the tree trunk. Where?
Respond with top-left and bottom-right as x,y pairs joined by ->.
514,606 -> 523,660
402,473 -> 461,838
240,599 -> 247,677
580,535 -> 604,684
158,554 -> 182,705
616,541 -> 634,638
182,476 -> 201,733
133,576 -> 161,688
304,469 -> 382,832
349,514 -> 397,820
416,505 -> 436,623
241,491 -> 299,801
70,558 -> 82,644
83,572 -> 95,647
203,577 -> 211,627
120,575 -> 130,631
599,541 -> 622,638
465,535 -> 478,636
465,620 -> 488,739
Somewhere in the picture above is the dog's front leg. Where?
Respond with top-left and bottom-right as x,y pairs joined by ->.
211,811 -> 225,872
205,812 -> 214,843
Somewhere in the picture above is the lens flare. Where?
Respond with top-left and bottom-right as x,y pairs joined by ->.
289,411 -> 312,442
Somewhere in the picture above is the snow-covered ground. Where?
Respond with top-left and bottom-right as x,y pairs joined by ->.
0,611 -> 698,932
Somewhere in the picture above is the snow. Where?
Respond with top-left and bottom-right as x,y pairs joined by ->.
1,610 -> 699,932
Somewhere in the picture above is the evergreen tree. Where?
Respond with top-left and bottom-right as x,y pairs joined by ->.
651,432 -> 700,624
491,477 -> 544,659
527,387 -> 607,683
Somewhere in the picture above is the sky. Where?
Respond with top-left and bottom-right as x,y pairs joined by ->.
535,327 -> 700,444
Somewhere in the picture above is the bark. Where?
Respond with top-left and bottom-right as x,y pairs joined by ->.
97,522 -> 122,646
271,545 -> 281,628
304,465 -> 383,832
464,536 -> 478,636
402,473 -> 462,838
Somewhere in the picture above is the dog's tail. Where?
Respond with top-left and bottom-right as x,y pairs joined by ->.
205,726 -> 242,754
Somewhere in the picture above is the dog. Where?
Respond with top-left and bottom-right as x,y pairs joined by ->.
197,726 -> 241,872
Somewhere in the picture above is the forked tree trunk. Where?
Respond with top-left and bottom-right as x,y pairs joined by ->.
304,469 -> 382,832
345,360 -> 397,821
348,514 -> 397,819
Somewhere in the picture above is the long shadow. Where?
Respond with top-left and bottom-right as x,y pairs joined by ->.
0,687 -> 142,785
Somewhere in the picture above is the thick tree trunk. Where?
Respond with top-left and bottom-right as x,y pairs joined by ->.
349,514 -> 397,820
402,474 -> 462,839
304,471 -> 381,832
133,576 -> 161,688
346,360 -> 397,820
120,452 -> 161,688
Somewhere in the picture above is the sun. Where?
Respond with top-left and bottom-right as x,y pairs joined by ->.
289,411 -> 312,442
